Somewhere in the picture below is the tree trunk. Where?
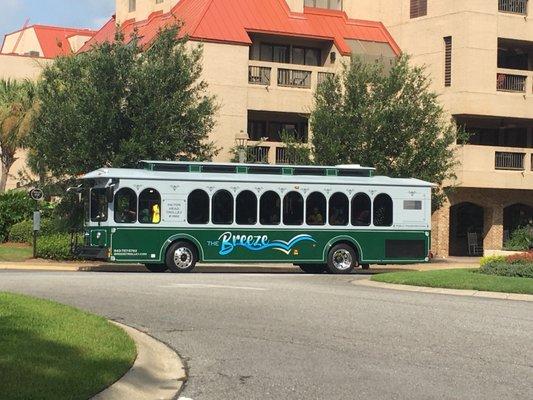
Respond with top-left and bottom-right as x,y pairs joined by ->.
0,154 -> 15,193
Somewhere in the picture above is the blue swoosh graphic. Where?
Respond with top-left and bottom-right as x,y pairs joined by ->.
218,234 -> 315,256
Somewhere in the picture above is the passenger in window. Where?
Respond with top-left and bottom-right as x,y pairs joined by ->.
307,207 -> 324,225
354,210 -> 370,226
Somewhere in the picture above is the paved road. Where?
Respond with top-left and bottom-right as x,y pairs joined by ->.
0,269 -> 531,400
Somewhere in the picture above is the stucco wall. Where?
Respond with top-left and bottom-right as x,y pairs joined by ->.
1,27 -> 42,56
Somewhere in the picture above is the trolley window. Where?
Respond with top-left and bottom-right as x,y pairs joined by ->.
329,192 -> 349,226
306,192 -> 326,226
114,188 -> 137,223
138,188 -> 161,224
283,192 -> 304,226
188,190 -> 209,224
352,193 -> 371,226
374,194 -> 393,227
236,191 -> 258,225
212,190 -> 234,225
90,188 -> 108,222
260,191 -> 281,225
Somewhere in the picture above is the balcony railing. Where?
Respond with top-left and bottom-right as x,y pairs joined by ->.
278,68 -> 312,89
248,66 -> 271,85
317,72 -> 334,86
498,0 -> 528,15
496,73 -> 527,92
495,151 -> 525,170
248,146 -> 270,164
275,147 -> 292,164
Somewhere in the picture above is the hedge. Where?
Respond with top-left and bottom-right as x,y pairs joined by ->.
9,219 -> 62,244
479,261 -> 533,279
0,191 -> 36,242
35,233 -> 77,261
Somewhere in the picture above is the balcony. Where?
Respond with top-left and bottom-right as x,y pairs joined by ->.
498,0 -> 528,15
248,62 -> 335,91
454,145 -> 533,189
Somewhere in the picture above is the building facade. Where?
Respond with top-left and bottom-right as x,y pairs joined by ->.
345,0 -> 533,256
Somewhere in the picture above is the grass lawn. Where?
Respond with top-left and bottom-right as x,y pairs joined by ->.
0,292 -> 136,400
0,243 -> 32,262
372,268 -> 533,295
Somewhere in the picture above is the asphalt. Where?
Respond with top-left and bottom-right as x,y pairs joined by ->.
0,269 -> 531,400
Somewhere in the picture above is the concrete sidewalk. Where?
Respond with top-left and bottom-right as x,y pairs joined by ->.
0,257 -> 480,273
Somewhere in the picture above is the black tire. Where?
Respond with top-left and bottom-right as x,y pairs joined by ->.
326,243 -> 358,274
145,263 -> 168,273
298,264 -> 326,274
165,241 -> 198,273
361,264 -> 370,270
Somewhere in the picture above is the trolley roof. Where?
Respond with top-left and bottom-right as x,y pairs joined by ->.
82,161 -> 435,188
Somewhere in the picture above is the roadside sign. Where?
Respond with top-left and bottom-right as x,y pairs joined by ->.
33,211 -> 41,232
29,188 -> 44,201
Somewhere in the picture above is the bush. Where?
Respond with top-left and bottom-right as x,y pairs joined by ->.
504,227 -> 533,251
0,191 -> 36,242
9,219 -> 63,244
36,233 -> 77,261
505,252 -> 533,264
479,261 -> 533,279
479,255 -> 505,267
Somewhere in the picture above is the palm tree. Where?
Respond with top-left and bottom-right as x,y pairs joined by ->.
0,79 -> 38,192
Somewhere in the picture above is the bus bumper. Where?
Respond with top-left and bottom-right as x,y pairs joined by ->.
74,245 -> 109,261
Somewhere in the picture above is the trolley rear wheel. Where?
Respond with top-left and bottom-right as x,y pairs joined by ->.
326,244 -> 358,274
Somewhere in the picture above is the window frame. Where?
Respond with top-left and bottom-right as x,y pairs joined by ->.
211,190 -> 234,225
187,189 -> 210,225
114,187 -> 137,224
138,188 -> 161,225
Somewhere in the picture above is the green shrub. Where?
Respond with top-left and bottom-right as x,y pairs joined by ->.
0,190 -> 36,242
504,227 -> 533,251
479,261 -> 533,279
479,255 -> 505,267
9,219 -> 64,244
36,233 -> 77,261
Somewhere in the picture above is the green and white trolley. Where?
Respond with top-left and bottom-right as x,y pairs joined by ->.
74,161 -> 434,274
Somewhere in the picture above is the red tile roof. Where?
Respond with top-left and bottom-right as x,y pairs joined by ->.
80,0 -> 400,55
2,25 -> 96,58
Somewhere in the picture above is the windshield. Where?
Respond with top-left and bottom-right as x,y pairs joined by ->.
90,188 -> 108,222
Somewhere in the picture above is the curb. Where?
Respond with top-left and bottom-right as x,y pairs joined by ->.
352,278 -> 533,302
92,322 -> 187,400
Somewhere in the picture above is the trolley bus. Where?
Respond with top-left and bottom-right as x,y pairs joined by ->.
74,161 -> 434,274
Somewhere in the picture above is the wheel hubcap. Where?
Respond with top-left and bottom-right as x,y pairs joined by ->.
173,247 -> 193,269
332,249 -> 353,271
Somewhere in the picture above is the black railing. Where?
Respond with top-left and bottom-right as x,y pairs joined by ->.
499,0 -> 528,15
248,66 -> 271,85
278,68 -> 312,89
496,73 -> 527,92
495,151 -> 525,170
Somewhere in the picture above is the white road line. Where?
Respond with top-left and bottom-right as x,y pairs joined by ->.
161,283 -> 268,291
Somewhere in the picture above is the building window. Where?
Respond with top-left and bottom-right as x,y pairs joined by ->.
129,0 -> 136,12
283,192 -> 304,226
212,190 -> 234,225
114,188 -> 137,223
259,43 -> 321,66
304,0 -> 343,10
260,191 -> 281,225
306,192 -> 326,226
351,193 -> 371,226
138,188 -> 161,224
410,0 -> 427,18
260,44 -> 290,63
444,36 -> 452,87
374,194 -> 393,227
188,190 -> 209,224
236,191 -> 258,225
329,193 -> 349,226
156,0 -> 164,4
292,46 -> 321,66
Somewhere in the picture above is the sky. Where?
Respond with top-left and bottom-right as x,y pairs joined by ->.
0,0 -> 114,38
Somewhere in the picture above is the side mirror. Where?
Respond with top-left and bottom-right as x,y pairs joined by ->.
106,185 -> 115,203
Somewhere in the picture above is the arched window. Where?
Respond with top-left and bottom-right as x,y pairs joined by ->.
260,191 -> 281,225
114,188 -> 137,223
236,191 -> 258,225
212,190 -> 234,225
187,190 -> 209,225
374,194 -> 393,227
352,193 -> 371,226
283,192 -> 304,226
329,192 -> 349,226
138,188 -> 161,224
306,192 -> 326,226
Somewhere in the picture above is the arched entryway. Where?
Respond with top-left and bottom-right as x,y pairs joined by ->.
503,203 -> 533,244
449,202 -> 484,256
